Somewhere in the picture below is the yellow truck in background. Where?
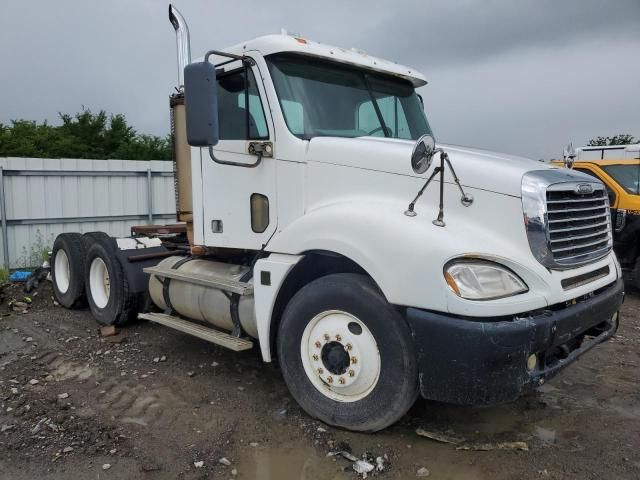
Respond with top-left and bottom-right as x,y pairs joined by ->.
554,144 -> 640,287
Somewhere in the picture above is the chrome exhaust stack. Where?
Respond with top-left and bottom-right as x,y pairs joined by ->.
168,4 -> 191,90
168,4 -> 193,244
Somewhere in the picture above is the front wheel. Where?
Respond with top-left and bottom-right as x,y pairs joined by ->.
277,273 -> 418,432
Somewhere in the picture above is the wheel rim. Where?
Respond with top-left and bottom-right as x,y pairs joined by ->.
54,249 -> 71,294
89,257 -> 110,309
300,310 -> 381,402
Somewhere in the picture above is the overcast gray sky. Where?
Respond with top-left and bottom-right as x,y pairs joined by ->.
1,0 -> 638,159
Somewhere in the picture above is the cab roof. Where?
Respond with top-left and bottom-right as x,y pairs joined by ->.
212,33 -> 428,88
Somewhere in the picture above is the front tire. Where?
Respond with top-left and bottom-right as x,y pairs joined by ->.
277,273 -> 418,432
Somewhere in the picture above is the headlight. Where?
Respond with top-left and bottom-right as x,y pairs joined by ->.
444,260 -> 528,300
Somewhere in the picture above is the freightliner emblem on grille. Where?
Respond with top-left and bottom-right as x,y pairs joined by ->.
575,183 -> 594,194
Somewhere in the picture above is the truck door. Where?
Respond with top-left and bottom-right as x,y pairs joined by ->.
200,61 -> 276,250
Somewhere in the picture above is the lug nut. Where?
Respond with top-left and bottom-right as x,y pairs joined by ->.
327,376 -> 333,383
324,334 -> 330,341
315,341 -> 321,348
335,334 -> 342,341
338,377 -> 346,384
318,368 -> 324,374
351,356 -> 358,364
348,369 -> 355,377
312,354 -> 319,361
346,343 -> 352,350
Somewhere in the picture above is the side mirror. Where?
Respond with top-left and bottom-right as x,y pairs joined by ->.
563,142 -> 576,169
184,61 -> 219,147
411,134 -> 436,174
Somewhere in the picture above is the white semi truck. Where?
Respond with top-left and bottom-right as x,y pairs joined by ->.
49,5 -> 624,432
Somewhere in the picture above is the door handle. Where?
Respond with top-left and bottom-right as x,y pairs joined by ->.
208,146 -> 263,168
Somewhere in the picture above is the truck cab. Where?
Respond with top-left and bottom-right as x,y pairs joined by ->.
188,36 -> 432,252
49,5 -> 624,432
553,144 -> 640,286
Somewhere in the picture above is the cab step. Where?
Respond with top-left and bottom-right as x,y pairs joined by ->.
138,313 -> 253,351
143,266 -> 253,295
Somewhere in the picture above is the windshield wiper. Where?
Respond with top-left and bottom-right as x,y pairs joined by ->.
363,76 -> 390,138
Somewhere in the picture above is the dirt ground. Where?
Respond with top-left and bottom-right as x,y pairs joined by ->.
0,281 -> 638,480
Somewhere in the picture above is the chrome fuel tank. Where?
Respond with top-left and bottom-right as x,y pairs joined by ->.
148,256 -> 257,338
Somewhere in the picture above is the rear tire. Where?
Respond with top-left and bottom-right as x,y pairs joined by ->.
277,273 -> 418,432
84,235 -> 139,326
51,233 -> 87,308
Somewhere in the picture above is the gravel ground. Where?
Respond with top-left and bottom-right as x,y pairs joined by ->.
0,281 -> 638,479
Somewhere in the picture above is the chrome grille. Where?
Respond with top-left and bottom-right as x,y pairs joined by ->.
522,170 -> 613,270
545,184 -> 612,266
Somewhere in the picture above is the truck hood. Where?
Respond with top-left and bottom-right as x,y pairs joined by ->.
305,136 -> 553,197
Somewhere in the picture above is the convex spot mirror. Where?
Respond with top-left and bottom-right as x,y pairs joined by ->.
563,142 -> 576,169
411,134 -> 436,174
184,61 -> 219,147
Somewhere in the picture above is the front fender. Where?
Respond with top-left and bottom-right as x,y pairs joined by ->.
271,200 -> 423,304
268,191 -> 548,315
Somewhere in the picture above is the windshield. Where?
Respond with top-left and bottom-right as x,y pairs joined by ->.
266,53 -> 432,140
602,164 -> 640,195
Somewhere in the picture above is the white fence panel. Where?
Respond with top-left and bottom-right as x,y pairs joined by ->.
0,158 -> 177,268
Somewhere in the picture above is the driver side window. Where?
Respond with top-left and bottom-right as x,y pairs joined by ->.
217,69 -> 268,140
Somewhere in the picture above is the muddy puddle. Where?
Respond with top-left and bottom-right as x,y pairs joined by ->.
235,439 -> 487,480
236,445 -> 345,480
231,396 -> 569,479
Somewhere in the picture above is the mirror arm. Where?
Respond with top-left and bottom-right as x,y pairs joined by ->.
197,49 -> 257,168
405,149 -> 473,220
404,166 -> 442,217
208,146 -> 263,169
443,154 -> 473,206
433,151 -> 446,226
204,49 -> 255,67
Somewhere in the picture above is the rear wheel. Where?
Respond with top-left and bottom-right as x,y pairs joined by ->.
51,233 -> 87,308
89,257 -> 111,309
277,273 -> 418,432
84,236 -> 139,326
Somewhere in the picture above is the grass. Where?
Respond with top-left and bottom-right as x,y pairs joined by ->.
0,267 -> 9,284
17,229 -> 53,270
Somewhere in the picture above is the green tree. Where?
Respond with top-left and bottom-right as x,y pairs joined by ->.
0,108 -> 171,160
587,134 -> 638,146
